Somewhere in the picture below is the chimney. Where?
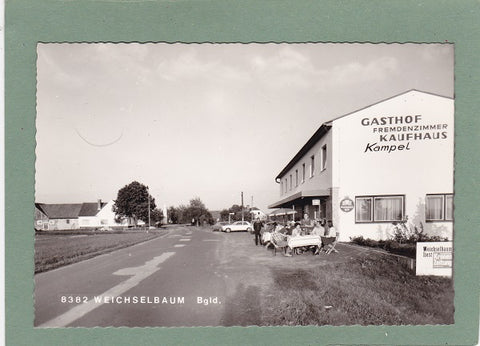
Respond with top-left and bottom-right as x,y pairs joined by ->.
97,199 -> 102,211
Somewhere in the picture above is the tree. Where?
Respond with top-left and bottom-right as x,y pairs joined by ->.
150,209 -> 164,226
167,206 -> 180,224
220,204 -> 251,222
177,197 -> 213,225
113,181 -> 156,226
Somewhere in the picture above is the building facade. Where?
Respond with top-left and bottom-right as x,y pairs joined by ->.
269,90 -> 454,241
35,199 -> 127,230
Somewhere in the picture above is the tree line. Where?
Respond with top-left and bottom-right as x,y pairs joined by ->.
113,181 -> 214,226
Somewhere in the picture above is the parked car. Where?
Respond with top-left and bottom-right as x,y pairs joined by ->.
212,221 -> 229,232
221,221 -> 253,233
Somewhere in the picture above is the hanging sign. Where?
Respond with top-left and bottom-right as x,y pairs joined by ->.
312,199 -> 320,205
340,197 -> 354,212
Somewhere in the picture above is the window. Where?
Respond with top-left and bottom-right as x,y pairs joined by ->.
295,169 -> 298,186
355,195 -> 404,223
302,163 -> 306,183
321,144 -> 327,171
289,174 -> 293,190
426,194 -> 453,221
66,219 -> 70,224
310,155 -> 315,177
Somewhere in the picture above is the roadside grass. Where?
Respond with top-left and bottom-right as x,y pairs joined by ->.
261,253 -> 454,326
35,231 -> 166,273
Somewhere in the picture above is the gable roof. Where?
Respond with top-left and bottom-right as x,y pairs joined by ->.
78,202 -> 107,217
37,203 -> 83,219
35,201 -> 108,218
274,89 -> 452,181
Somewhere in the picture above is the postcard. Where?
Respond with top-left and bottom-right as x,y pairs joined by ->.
5,1 -> 479,345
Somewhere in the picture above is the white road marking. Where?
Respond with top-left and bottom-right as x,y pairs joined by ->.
179,239 -> 191,242
203,239 -> 220,242
37,252 -> 175,328
174,244 -> 185,248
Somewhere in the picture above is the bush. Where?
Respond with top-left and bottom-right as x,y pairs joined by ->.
350,219 -> 448,259
391,219 -> 448,244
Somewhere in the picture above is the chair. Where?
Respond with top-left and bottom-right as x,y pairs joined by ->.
320,233 -> 339,255
270,232 -> 289,256
321,233 -> 339,254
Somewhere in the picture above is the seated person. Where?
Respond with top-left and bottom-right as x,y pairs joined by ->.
275,223 -> 287,234
327,220 -> 336,237
310,220 -> 324,237
262,222 -> 275,248
291,222 -> 302,237
321,218 -> 330,237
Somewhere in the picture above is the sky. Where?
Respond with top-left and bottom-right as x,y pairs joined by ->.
35,43 -> 454,212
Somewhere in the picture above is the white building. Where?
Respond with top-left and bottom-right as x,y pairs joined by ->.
250,207 -> 268,221
78,200 -> 128,228
269,90 -> 454,241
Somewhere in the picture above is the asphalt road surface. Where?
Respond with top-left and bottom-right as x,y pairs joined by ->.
35,225 -> 354,327
35,226 -> 265,327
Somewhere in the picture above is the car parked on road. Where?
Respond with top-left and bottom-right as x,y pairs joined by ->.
221,221 -> 253,233
212,221 -> 230,232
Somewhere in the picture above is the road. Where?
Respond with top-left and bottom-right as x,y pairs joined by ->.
34,226 -> 267,327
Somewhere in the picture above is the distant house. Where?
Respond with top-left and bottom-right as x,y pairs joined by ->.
34,199 -> 127,230
78,200 -> 108,228
34,203 -> 82,230
250,207 -> 267,221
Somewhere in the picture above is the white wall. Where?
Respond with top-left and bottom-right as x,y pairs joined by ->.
332,91 -> 454,241
279,130 -> 332,198
79,200 -> 127,228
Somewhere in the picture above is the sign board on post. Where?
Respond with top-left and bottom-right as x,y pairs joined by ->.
416,242 -> 453,277
312,199 -> 320,205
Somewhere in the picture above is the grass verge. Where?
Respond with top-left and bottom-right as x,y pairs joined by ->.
261,252 -> 454,326
35,230 -> 166,273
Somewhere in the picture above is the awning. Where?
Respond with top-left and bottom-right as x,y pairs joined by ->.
268,189 -> 331,209
268,208 -> 297,217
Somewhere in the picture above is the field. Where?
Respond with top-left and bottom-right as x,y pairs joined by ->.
260,252 -> 454,326
34,230 -> 166,273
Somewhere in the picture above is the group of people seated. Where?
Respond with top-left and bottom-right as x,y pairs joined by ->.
257,214 -> 338,257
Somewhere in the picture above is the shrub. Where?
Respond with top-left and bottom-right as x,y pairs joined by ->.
350,218 -> 448,259
391,218 -> 448,244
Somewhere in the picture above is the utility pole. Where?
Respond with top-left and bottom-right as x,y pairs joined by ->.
148,192 -> 151,228
241,191 -> 244,222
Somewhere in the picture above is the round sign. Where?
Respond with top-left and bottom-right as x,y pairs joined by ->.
340,197 -> 354,212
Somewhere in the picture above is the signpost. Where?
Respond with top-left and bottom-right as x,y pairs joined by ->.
416,242 -> 453,277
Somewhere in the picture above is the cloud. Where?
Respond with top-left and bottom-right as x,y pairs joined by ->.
327,56 -> 399,87
420,44 -> 453,62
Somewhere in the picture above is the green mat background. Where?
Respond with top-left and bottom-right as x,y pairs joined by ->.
5,0 -> 479,345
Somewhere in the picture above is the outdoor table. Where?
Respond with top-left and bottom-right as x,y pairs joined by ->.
287,235 -> 321,254
262,232 -> 272,244
301,226 -> 314,234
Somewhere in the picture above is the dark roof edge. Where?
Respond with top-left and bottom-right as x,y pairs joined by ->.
275,125 -> 331,180
274,89 -> 453,181
326,89 -> 454,124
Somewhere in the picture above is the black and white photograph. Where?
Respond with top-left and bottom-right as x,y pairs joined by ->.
34,43 -> 454,327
